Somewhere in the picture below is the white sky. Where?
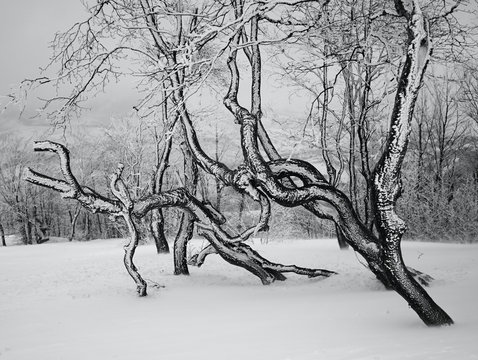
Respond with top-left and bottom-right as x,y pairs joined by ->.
0,1 -> 83,134
0,1 -> 83,90
0,1 -> 142,136
0,1 -> 313,145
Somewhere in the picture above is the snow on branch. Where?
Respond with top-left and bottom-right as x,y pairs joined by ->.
24,141 -> 121,214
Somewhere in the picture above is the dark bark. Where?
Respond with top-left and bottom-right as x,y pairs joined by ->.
195,227 -> 335,285
215,124 -> 223,211
137,187 -> 333,284
0,222 -> 5,246
25,141 -> 336,291
344,67 -> 359,215
371,2 -> 453,326
149,87 -> 174,254
173,212 -> 194,275
357,85 -> 375,231
220,0 -> 452,326
23,0 -> 453,326
150,208 -> 169,253
174,125 -> 198,275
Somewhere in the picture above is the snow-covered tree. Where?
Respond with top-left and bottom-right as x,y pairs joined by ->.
20,0 -> 478,326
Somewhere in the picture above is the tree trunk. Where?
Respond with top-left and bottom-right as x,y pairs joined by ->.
68,205 -> 81,241
150,208 -> 169,254
0,222 -> 6,246
31,206 -> 42,244
17,212 -> 31,245
345,70 -> 359,215
149,92 -> 174,254
371,3 -> 453,326
25,220 -> 33,245
173,212 -> 194,275
18,219 -> 28,245
174,123 -> 198,275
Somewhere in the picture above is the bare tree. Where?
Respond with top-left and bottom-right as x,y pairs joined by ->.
19,0 -> 463,326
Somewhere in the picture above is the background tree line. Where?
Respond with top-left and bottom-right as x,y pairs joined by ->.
2,62 -> 478,245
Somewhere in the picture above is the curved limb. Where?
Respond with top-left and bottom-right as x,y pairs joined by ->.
233,1 -> 452,326
110,164 -> 147,296
26,142 -> 337,289
207,189 -> 271,243
218,0 -> 444,321
189,189 -> 271,266
188,244 -> 216,267
267,159 -> 436,286
238,95 -> 453,324
136,188 -> 336,284
190,157 -> 364,270
197,227 -> 336,284
232,23 -> 349,248
24,141 -> 121,214
189,158 -> 329,268
262,263 -> 336,278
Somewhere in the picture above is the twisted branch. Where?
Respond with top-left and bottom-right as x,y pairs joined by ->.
111,164 -> 147,296
25,141 -> 337,291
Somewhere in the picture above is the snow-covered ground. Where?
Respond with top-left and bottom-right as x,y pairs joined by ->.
0,238 -> 477,360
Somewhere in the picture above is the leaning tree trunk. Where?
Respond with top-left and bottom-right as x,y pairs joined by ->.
221,0 -> 453,326
371,1 -> 453,326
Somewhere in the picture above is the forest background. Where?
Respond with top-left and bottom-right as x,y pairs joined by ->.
0,0 -> 477,247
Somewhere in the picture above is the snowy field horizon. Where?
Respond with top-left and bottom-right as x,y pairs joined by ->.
1,237 -> 477,359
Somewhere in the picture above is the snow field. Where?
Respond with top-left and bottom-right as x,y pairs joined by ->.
0,239 -> 477,359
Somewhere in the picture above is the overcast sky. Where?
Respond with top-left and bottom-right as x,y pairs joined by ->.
0,1 -> 313,141
0,1 -> 80,134
0,1 -> 141,136
0,1 -> 84,87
